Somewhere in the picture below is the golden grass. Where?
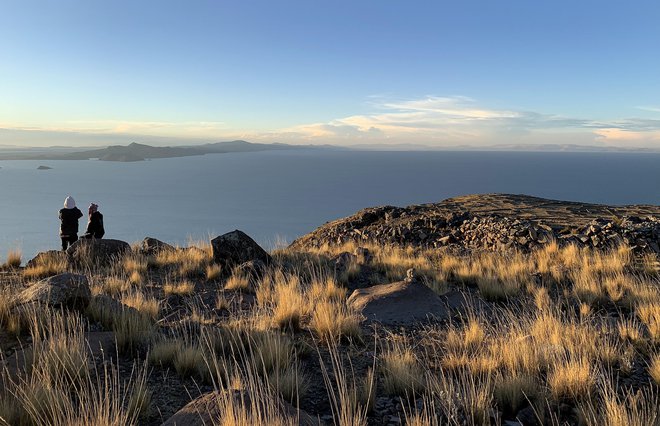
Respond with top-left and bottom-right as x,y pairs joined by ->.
102,276 -> 131,295
173,345 -> 208,379
3,249 -> 21,268
148,339 -> 182,367
23,252 -> 67,279
154,245 -> 211,278
113,310 -> 154,354
580,379 -> 660,426
206,263 -> 223,281
637,302 -> 660,342
121,291 -> 160,320
310,300 -> 362,343
271,274 -> 306,331
547,357 -> 594,401
381,344 -> 425,396
225,273 -> 251,292
122,253 -> 148,275
649,353 -> 660,385
494,373 -> 540,415
163,279 -> 195,296
2,240 -> 660,425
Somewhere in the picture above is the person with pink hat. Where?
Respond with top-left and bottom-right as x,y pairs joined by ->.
83,203 -> 105,239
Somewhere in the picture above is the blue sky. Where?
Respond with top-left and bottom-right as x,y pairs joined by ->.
1,0 -> 660,147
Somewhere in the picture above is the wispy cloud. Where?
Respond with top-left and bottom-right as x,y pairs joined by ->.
274,96 -> 660,148
636,106 -> 660,113
3,97 -> 660,148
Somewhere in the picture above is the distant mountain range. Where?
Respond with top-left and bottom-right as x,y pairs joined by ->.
0,140 -> 657,162
0,140 -> 335,162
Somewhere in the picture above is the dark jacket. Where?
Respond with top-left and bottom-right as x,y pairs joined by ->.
84,211 -> 105,239
59,207 -> 83,237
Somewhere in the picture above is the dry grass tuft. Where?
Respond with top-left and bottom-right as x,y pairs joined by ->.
121,291 -> 160,320
225,273 -> 251,292
547,358 -> 594,401
381,343 -> 425,396
637,302 -> 660,342
649,353 -> 660,385
163,279 -> 195,296
3,249 -> 22,268
113,310 -> 155,354
206,263 -> 223,281
23,252 -> 67,279
310,300 -> 362,343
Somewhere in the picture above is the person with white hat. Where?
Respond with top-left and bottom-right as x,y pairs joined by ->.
59,196 -> 83,250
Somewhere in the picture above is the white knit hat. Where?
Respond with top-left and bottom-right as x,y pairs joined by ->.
63,196 -> 76,209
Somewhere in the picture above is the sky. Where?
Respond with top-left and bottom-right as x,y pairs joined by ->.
1,0 -> 660,148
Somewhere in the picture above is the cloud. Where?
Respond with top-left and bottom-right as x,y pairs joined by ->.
3,97 -> 660,148
636,106 -> 660,113
272,96 -> 660,148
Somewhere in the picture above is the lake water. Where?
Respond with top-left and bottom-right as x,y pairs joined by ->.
1,149 -> 659,261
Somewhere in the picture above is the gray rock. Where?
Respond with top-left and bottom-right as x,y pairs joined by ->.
211,230 -> 271,269
17,273 -> 90,308
161,390 -> 322,426
67,239 -> 131,267
347,279 -> 449,325
515,404 -> 540,426
139,237 -> 175,256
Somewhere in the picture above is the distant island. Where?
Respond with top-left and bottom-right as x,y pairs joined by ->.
36,165 -> 52,170
0,140 -> 334,162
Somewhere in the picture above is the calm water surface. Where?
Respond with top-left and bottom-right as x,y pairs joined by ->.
1,150 -> 658,260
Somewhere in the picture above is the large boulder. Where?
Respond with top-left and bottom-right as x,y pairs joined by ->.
138,237 -> 175,256
67,238 -> 131,267
347,271 -> 449,325
211,230 -> 271,269
17,273 -> 91,308
161,390 -> 321,426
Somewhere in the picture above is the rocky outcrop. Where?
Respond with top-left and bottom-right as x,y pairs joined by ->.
211,230 -> 271,269
138,237 -> 175,256
161,390 -> 321,426
347,270 -> 449,324
291,194 -> 660,254
67,238 -> 131,267
17,273 -> 91,308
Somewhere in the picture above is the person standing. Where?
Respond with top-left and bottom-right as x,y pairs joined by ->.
83,203 -> 105,239
59,196 -> 83,251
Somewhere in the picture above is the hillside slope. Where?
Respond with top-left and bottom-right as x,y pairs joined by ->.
290,193 -> 660,253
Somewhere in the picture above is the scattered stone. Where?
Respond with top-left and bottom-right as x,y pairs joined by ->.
353,246 -> 373,264
290,194 -> 660,255
161,390 -> 321,426
347,279 -> 449,325
139,237 -> 175,256
211,230 -> 271,269
515,404 -> 540,426
17,273 -> 90,308
67,238 -> 131,267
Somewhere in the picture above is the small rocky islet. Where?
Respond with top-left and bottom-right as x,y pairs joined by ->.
0,193 -> 659,426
